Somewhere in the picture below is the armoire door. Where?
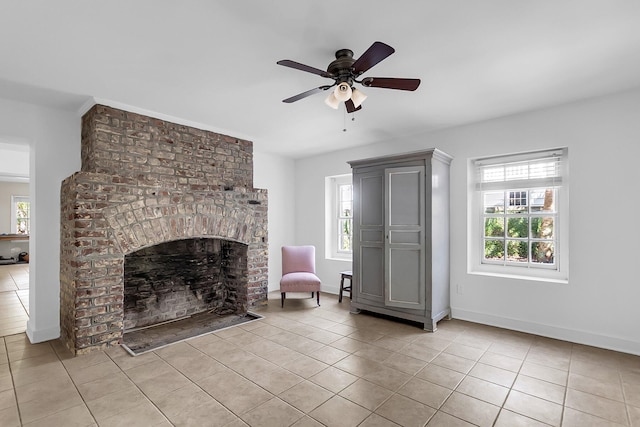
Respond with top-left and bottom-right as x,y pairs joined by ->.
354,170 -> 385,303
384,165 -> 426,310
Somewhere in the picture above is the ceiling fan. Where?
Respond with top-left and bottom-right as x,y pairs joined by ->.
277,41 -> 420,113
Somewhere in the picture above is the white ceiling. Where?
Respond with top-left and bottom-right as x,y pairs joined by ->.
2,1 -> 640,158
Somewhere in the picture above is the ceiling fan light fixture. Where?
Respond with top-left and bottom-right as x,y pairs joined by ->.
333,82 -> 352,102
351,88 -> 367,108
324,93 -> 340,109
278,41 -> 420,111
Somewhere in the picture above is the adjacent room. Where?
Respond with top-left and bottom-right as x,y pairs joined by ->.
0,1 -> 639,426
0,143 -> 30,337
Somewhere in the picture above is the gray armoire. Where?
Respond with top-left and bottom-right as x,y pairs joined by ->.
348,149 -> 452,331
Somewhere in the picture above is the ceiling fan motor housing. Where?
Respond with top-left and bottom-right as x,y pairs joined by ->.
327,49 -> 356,86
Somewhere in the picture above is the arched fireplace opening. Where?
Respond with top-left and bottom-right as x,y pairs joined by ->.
124,238 -> 248,331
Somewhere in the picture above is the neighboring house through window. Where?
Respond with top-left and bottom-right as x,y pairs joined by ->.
325,174 -> 352,260
469,148 -> 568,282
11,195 -> 30,234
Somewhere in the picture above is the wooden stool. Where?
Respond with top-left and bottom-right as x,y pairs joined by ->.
339,271 -> 352,303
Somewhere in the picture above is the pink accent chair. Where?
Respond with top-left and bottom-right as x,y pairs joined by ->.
280,245 -> 321,307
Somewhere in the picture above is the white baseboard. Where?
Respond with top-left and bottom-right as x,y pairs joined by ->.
321,285 -> 340,295
26,321 -> 60,344
452,308 -> 640,356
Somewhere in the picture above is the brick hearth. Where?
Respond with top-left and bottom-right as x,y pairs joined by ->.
60,105 -> 268,355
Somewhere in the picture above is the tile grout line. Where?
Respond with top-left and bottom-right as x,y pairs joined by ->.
50,341 -> 102,427
563,342 -> 574,426
619,362 -> 633,427
493,336 -> 548,426
0,267 -> 29,336
441,333 -> 498,426
215,312 -> 405,425
567,345 -> 633,426
231,318 -> 370,425
100,349 -> 178,426
306,313 -> 410,425
167,336 -> 275,422
152,322 -> 336,425
4,336 -> 24,427
15,289 -> 29,318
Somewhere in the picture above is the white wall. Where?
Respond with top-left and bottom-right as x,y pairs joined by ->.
293,152 -> 356,295
0,97 -> 80,343
253,151 -> 296,292
295,88 -> 640,355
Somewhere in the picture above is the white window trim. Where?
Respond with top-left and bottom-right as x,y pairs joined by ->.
468,148 -> 569,283
324,174 -> 352,261
11,195 -> 30,235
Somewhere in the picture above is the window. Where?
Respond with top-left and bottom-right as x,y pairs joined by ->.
11,196 -> 30,235
325,174 -> 352,260
470,148 -> 568,282
337,182 -> 353,253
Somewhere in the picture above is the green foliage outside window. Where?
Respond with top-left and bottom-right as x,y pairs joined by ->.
16,201 -> 30,234
340,211 -> 352,251
484,189 -> 554,264
338,184 -> 352,253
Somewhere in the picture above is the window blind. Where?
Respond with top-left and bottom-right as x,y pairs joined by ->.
475,148 -> 566,191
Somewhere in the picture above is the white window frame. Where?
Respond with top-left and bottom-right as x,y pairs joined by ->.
11,195 -> 30,235
468,148 -> 569,283
324,174 -> 353,261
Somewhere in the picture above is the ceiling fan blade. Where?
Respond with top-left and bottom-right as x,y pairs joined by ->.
277,60 -> 332,78
361,77 -> 421,91
282,86 -> 330,103
352,41 -> 395,75
345,99 -> 362,113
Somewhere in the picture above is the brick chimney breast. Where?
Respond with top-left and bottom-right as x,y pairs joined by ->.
60,105 -> 268,355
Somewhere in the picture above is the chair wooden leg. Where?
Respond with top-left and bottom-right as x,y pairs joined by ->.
281,292 -> 285,308
316,291 -> 320,306
339,275 -> 344,303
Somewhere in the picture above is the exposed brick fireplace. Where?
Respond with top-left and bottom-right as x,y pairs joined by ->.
60,105 -> 268,355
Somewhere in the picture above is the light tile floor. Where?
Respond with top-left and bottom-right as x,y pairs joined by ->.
0,290 -> 639,426
0,264 -> 29,337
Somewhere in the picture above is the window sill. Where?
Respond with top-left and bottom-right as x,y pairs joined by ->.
468,269 -> 568,285
326,255 -> 352,262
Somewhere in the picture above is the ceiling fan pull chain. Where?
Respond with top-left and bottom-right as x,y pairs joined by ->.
342,109 -> 357,132
343,108 -> 347,132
